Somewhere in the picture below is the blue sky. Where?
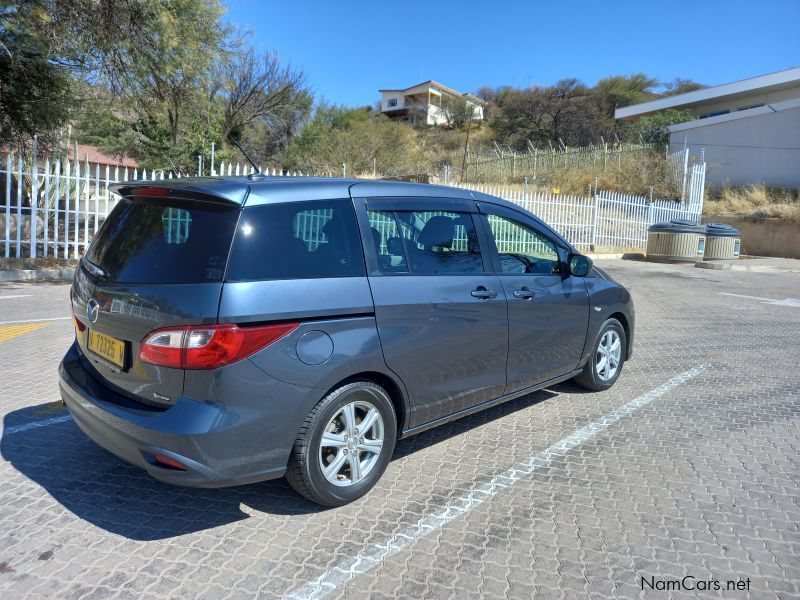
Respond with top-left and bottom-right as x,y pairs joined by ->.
225,0 -> 800,107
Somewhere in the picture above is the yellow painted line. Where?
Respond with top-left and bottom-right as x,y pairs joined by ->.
0,322 -> 51,343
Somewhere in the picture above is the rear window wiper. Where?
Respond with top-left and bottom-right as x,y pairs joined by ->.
81,258 -> 111,281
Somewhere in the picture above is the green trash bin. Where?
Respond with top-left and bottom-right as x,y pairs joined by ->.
703,223 -> 742,260
646,219 -> 706,263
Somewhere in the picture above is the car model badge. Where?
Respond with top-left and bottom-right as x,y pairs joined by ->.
87,299 -> 100,324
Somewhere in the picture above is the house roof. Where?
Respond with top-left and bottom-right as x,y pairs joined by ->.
379,79 -> 465,98
68,144 -> 139,168
0,143 -> 139,168
615,67 -> 800,120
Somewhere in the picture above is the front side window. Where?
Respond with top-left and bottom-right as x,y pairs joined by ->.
387,98 -> 398,108
368,209 -> 485,275
227,199 -> 364,281
485,214 -> 562,275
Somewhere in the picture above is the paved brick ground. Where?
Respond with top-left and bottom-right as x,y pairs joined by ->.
0,260 -> 798,599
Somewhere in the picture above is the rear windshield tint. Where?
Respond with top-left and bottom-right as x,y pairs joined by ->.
226,199 -> 365,281
85,198 -> 239,284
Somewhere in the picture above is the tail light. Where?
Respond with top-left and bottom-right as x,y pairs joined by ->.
139,323 -> 298,369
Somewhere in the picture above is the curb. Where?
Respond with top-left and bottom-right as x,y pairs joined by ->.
729,264 -> 800,274
0,269 -> 75,282
588,252 -> 646,261
693,261 -> 800,274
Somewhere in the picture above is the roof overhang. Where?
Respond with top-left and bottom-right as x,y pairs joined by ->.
379,80 -> 464,98
667,97 -> 800,133
615,67 -> 800,120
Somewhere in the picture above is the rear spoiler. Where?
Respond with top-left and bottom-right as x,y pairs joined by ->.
109,179 -> 249,205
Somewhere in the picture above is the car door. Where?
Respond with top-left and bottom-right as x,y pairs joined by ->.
478,204 -> 590,392
354,197 -> 509,428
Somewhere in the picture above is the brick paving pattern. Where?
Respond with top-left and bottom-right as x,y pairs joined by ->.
0,260 -> 798,599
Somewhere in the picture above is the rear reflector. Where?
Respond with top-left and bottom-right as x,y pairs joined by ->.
72,315 -> 86,332
154,454 -> 186,470
139,323 -> 299,369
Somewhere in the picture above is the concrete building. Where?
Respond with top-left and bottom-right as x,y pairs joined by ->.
379,80 -> 484,126
616,68 -> 800,188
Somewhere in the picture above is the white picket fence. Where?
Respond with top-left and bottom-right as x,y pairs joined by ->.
0,154 -> 303,259
667,147 -> 706,206
0,153 -> 704,259
449,183 -> 703,250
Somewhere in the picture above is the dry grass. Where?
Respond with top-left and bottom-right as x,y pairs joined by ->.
704,185 -> 800,224
528,152 -> 681,199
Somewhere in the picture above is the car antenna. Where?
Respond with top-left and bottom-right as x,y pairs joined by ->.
226,127 -> 262,177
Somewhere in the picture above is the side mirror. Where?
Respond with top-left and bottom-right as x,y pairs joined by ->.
569,254 -> 593,277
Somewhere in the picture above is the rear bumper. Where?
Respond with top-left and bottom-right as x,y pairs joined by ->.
59,342 -> 321,488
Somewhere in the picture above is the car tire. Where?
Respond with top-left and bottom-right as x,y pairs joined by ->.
573,318 -> 626,391
286,381 -> 397,507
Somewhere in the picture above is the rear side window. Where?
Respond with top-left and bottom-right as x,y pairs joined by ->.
227,199 -> 364,281
85,198 -> 239,284
368,209 -> 486,274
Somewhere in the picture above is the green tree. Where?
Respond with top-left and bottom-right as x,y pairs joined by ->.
439,95 -> 478,129
0,25 -> 74,152
591,73 -> 660,138
287,105 -> 429,177
662,78 -> 706,96
71,87 -> 140,159
103,0 -> 229,148
0,0 -> 161,151
623,109 -> 695,145
490,79 -> 599,149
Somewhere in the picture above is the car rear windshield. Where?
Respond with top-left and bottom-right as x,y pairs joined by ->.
226,199 -> 365,281
84,197 -> 239,284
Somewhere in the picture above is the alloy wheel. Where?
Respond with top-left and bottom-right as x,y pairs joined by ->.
318,399 -> 385,487
595,330 -> 622,381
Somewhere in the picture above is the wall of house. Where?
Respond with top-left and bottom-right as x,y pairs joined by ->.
380,93 -> 405,112
685,87 -> 800,118
670,102 -> 800,188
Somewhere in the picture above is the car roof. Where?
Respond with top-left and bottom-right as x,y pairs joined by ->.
108,176 -> 572,248
111,176 -> 516,209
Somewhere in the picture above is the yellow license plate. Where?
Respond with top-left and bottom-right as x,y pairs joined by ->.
88,329 -> 126,368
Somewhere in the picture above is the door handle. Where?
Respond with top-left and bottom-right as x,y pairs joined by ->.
471,287 -> 497,299
513,288 -> 536,299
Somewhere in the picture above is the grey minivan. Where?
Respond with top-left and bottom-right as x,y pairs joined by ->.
59,177 -> 634,506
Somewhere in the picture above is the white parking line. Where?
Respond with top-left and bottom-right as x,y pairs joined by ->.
283,363 -> 711,600
718,292 -> 800,308
2,414 -> 72,436
0,295 -> 33,300
0,317 -> 72,326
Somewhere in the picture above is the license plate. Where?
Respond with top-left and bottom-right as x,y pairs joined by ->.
88,329 -> 125,368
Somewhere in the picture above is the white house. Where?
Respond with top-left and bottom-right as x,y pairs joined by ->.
379,80 -> 484,126
615,68 -> 800,188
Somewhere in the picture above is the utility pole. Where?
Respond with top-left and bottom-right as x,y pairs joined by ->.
460,115 -> 473,183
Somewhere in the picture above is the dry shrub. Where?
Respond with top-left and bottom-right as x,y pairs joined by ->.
704,185 -> 800,224
540,151 -> 680,198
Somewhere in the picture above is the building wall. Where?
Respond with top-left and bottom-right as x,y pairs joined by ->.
380,93 -> 406,112
711,216 -> 800,259
686,87 -> 799,118
670,103 -> 800,188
